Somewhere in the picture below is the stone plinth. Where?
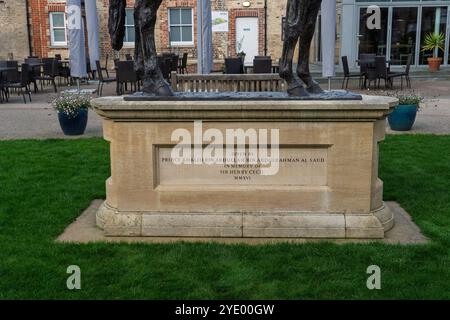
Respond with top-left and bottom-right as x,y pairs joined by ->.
92,95 -> 397,239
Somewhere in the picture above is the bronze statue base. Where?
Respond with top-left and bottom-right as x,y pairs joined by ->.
123,91 -> 362,102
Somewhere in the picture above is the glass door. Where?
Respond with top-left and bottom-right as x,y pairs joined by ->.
447,6 -> 450,65
390,7 -> 418,65
358,7 -> 389,58
420,6 -> 448,65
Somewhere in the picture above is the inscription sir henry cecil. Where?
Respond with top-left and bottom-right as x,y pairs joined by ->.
158,148 -> 328,187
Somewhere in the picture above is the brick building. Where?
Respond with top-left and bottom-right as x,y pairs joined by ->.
0,0 -> 344,69
0,0 -> 330,64
0,0 -> 31,61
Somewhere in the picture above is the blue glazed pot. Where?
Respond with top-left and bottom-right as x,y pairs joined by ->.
388,104 -> 418,131
58,108 -> 88,136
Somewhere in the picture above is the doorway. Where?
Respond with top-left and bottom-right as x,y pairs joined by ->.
235,17 -> 259,65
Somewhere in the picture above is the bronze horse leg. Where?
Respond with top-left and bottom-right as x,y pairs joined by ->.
134,0 -> 173,96
279,0 -> 323,96
109,0 -> 172,96
279,0 -> 307,96
296,0 -> 323,94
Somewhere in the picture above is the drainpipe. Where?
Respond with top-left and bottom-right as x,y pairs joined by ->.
264,0 -> 268,56
25,0 -> 33,56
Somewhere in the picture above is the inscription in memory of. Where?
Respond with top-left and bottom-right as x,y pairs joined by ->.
157,147 -> 328,187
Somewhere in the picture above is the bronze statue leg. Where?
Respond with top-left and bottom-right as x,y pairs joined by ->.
108,0 -> 126,51
134,0 -> 173,96
296,0 -> 323,94
279,0 -> 308,96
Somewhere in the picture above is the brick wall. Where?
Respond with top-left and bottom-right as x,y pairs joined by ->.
1,0 -> 343,68
0,0 -> 30,61
28,0 -> 70,59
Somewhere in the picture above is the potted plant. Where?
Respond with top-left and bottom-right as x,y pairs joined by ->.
421,32 -> 445,72
52,92 -> 91,136
387,91 -> 423,131
236,36 -> 246,62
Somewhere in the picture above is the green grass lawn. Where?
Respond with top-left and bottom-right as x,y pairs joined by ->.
0,136 -> 449,299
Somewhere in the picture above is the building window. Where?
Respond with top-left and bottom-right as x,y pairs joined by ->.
169,8 -> 193,46
49,12 -> 67,46
124,8 -> 135,45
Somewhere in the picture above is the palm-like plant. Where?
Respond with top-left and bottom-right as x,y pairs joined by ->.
421,32 -> 445,58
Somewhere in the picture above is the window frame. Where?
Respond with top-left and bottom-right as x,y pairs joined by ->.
49,12 -> 68,47
124,8 -> 135,46
168,8 -> 194,47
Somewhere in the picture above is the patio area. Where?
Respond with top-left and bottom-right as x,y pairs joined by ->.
1,77 -> 449,140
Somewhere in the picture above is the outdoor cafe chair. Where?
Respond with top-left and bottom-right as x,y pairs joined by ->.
53,56 -> 71,86
358,54 -> 377,89
0,61 -> 20,100
25,57 -> 42,92
178,53 -> 188,74
375,56 -> 403,89
255,56 -> 272,60
170,54 -> 179,73
253,57 -> 272,74
86,59 -> 95,80
101,54 -> 110,78
116,61 -> 139,95
224,58 -> 243,74
3,63 -> 32,104
391,54 -> 412,89
35,58 -> 58,93
341,56 -> 363,89
96,60 -> 116,97
157,56 -> 172,80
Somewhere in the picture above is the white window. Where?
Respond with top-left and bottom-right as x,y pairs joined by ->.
50,12 -> 67,46
124,8 -> 135,45
169,8 -> 193,46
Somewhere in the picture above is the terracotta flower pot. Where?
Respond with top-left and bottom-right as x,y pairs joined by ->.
427,57 -> 442,72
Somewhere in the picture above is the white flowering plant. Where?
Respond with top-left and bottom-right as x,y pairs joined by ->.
51,92 -> 92,119
365,89 -> 430,110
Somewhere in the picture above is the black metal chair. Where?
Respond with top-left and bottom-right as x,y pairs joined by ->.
391,54 -> 412,89
225,58 -> 243,74
157,56 -> 172,80
101,54 -> 110,78
35,58 -> 58,92
54,55 -> 70,85
0,62 -> 7,103
3,64 -> 32,103
178,53 -> 188,74
86,59 -> 96,80
25,57 -> 41,92
255,56 -> 271,60
253,58 -> 272,74
170,54 -> 179,74
0,61 -> 19,101
96,60 -> 116,96
375,56 -> 398,89
341,56 -> 364,89
359,55 -> 377,89
116,61 -> 139,95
